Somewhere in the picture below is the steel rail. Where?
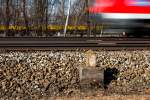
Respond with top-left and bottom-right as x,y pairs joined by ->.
0,37 -> 149,48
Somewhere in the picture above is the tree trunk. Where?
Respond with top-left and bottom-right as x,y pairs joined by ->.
5,0 -> 10,36
22,0 -> 29,35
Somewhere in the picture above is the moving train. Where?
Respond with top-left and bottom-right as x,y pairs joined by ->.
1,0 -> 150,37
0,25 -> 88,31
89,0 -> 150,37
0,25 -> 90,36
0,24 -> 104,37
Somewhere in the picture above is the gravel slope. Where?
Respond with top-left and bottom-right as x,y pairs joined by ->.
0,50 -> 150,99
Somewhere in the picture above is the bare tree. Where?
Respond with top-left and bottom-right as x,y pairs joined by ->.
22,0 -> 29,34
5,0 -> 11,35
0,0 -> 92,37
0,0 -> 4,25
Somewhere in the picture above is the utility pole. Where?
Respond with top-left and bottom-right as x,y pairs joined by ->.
85,0 -> 90,37
64,0 -> 71,37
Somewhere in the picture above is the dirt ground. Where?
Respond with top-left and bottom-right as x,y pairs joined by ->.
50,95 -> 150,100
40,90 -> 150,100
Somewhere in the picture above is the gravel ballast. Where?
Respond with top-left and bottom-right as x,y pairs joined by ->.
0,50 -> 150,99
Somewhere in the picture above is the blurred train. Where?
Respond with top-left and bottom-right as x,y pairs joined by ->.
0,25 -> 89,36
0,24 -> 104,37
1,0 -> 150,37
89,0 -> 150,37
0,25 -> 88,32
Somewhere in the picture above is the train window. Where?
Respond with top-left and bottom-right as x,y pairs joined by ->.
95,0 -> 116,7
126,0 -> 150,6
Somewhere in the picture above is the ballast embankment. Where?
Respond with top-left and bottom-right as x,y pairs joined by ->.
0,50 -> 150,99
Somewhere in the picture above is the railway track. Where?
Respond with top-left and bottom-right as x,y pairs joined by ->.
0,37 -> 149,50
